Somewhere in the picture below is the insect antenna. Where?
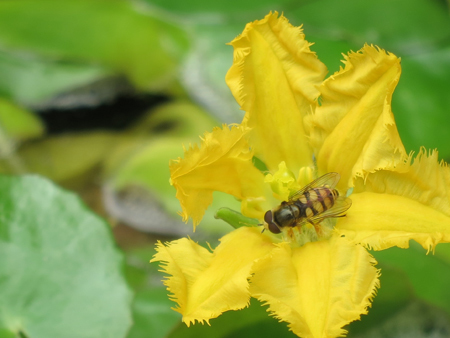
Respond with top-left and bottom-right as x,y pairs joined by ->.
257,222 -> 266,233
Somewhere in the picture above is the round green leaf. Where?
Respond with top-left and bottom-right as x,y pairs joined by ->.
0,175 -> 133,337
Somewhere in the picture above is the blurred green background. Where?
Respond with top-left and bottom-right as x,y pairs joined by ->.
0,0 -> 449,337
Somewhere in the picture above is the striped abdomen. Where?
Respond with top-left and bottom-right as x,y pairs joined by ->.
272,187 -> 339,228
293,187 -> 338,220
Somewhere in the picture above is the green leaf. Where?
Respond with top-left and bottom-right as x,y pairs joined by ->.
0,98 -> 44,141
0,0 -> 189,89
181,23 -> 244,122
0,175 -> 132,337
1,132 -> 117,186
128,288 -> 181,338
168,298 -> 296,338
123,246 -> 181,337
144,0 -> 290,16
123,246 -> 161,291
110,137 -> 185,210
0,327 -> 16,338
125,101 -> 219,140
393,47 -> 450,158
346,265 -> 413,336
373,242 -> 450,316
291,0 -> 450,55
349,299 -> 450,338
435,241 -> 450,265
289,0 -> 450,158
303,36 -> 359,77
0,51 -> 111,104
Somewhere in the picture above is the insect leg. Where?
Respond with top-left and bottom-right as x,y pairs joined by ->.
307,219 -> 315,226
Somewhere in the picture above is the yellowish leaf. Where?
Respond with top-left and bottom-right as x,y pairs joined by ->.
0,98 -> 44,141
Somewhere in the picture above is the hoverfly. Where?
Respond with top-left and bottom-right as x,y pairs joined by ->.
264,172 -> 352,234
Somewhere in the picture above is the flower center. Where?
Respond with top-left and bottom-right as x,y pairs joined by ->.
263,162 -> 339,246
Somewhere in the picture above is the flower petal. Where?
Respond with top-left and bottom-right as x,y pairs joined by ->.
337,149 -> 450,251
307,45 -> 407,190
250,236 -> 379,338
170,124 -> 265,227
151,227 -> 275,325
226,12 -> 327,173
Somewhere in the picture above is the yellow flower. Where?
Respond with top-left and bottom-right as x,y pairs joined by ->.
152,12 -> 450,338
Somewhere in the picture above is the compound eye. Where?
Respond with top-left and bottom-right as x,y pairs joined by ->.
268,222 -> 281,234
264,210 -> 272,224
264,210 -> 281,234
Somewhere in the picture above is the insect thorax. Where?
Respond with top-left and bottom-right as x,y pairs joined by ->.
273,204 -> 298,228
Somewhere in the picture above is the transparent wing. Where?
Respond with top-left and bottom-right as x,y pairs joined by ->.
289,172 -> 340,201
296,196 -> 352,226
